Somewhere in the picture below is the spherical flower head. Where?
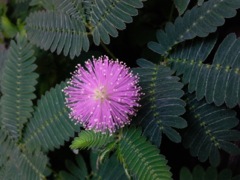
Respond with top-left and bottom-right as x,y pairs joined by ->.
63,55 -> 142,134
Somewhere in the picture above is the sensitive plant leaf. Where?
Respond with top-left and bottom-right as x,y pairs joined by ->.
8,148 -> 48,180
14,0 -> 29,3
170,33 -> 240,108
90,150 -> 99,174
0,128 -> 16,168
180,165 -> 236,180
0,48 -> 7,91
26,11 -> 89,59
59,153 -> 127,180
92,153 -> 128,180
118,128 -> 172,180
51,0 -> 144,45
179,167 -> 192,180
170,34 -> 217,76
198,0 -> 204,6
70,130 -> 115,150
20,150 -> 49,179
26,0 -> 144,59
58,172 -> 78,180
1,16 -> 18,38
0,35 -> 38,140
204,33 -> 240,107
88,0 -> 143,46
59,155 -> 88,180
29,0 -> 55,9
173,0 -> 190,15
133,59 -> 186,147
23,82 -> 80,152
183,93 -> 240,166
149,0 -> 240,56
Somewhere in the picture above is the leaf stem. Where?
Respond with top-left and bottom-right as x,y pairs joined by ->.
168,2 -> 175,22
100,41 -> 117,60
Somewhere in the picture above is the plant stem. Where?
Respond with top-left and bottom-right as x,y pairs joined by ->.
168,2 -> 175,22
100,41 -> 117,60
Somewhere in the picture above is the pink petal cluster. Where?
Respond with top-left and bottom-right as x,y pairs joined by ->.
63,55 -> 142,134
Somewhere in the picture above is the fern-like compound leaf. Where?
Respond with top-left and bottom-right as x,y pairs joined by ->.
8,148 -> 48,180
170,34 -> 240,108
29,0 -> 55,10
23,82 -> 80,152
118,128 -> 172,180
0,128 -> 15,169
0,35 -> 38,140
204,34 -> 240,107
170,35 -> 217,77
70,130 -> 115,150
58,154 -> 88,180
59,153 -> 127,180
26,11 -> 89,59
183,93 -> 240,166
89,0 -> 143,45
197,0 -> 204,6
92,153 -> 128,180
14,0 -> 29,3
173,0 -> 190,15
0,48 -> 7,91
26,0 -> 144,59
133,59 -> 186,147
180,165 -> 239,180
149,0 -> 240,56
0,129 -> 48,180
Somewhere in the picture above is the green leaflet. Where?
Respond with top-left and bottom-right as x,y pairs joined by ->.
59,154 -> 88,180
183,93 -> 240,166
89,0 -> 143,45
25,11 -> 89,59
59,152 -> 127,180
14,0 -> 29,3
170,35 -> 217,74
25,0 -> 144,59
180,165 -> 239,180
133,59 -> 186,147
149,0 -> 240,56
0,48 -> 7,91
0,35 -> 38,140
118,128 -> 172,180
91,153 -> 128,180
173,0 -> 190,15
5,148 -> 48,180
170,34 -> 240,108
0,128 -> 48,180
23,82 -> 81,152
198,0 -> 204,6
29,0 -> 55,9
0,128 -> 15,168
70,130 -> 115,150
0,37 -> 49,179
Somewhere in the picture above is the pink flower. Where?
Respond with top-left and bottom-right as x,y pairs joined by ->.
64,55 -> 142,133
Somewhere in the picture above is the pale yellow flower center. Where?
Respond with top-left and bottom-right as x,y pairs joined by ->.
94,86 -> 108,101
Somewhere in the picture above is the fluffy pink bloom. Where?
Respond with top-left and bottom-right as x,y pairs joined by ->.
64,55 -> 142,133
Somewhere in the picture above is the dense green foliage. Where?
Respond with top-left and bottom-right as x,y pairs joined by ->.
0,0 -> 240,179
